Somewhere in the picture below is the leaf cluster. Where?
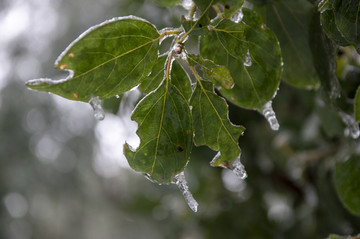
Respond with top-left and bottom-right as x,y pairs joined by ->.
26,0 -> 360,220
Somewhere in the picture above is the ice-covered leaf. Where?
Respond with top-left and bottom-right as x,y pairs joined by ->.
139,55 -> 167,94
200,8 -> 282,110
26,17 -> 160,102
334,156 -> 360,216
253,0 -> 320,88
153,0 -> 181,7
181,16 -> 209,36
182,0 -> 215,36
219,0 -> 244,19
190,79 -> 245,168
124,59 -> 193,184
355,86 -> 360,122
187,54 -> 234,89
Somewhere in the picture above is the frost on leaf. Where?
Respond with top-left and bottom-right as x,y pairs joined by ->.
26,16 -> 160,102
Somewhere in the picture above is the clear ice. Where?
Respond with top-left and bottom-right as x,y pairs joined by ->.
243,50 -> 252,67
230,157 -> 247,180
230,9 -> 244,23
172,172 -> 199,212
262,101 -> 280,131
89,96 -> 105,121
339,112 -> 360,139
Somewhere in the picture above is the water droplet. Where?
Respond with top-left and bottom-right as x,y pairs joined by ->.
89,96 -> 105,121
244,50 -> 252,67
230,156 -> 247,180
172,172 -> 199,212
262,101 -> 280,131
339,111 -> 360,139
230,9 -> 243,23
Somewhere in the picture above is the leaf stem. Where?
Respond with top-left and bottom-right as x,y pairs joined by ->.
212,4 -> 223,19
159,29 -> 184,39
166,52 -> 174,81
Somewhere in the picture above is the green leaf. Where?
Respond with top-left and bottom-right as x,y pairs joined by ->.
354,86 -> 360,121
124,60 -> 193,184
320,6 -> 350,46
187,54 -> 234,89
139,55 -> 167,94
153,0 -> 181,7
254,0 -> 320,88
334,156 -> 360,216
218,0 -> 244,19
26,17 -> 160,102
333,0 -> 360,53
190,79 -> 245,168
182,0 -> 215,36
309,11 -> 341,101
140,56 -> 193,99
200,9 -> 282,110
181,15 -> 210,36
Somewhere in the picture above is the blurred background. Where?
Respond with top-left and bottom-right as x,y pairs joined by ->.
1,0 -> 360,238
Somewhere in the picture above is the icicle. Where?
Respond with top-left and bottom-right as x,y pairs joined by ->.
243,50 -> 252,67
262,101 -> 280,131
89,96 -> 105,121
172,172 -> 199,212
230,157 -> 247,180
339,112 -> 360,139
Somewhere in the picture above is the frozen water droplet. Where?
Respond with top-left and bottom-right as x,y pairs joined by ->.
181,0 -> 194,10
231,157 -> 247,180
230,9 -> 243,23
244,50 -> 252,67
262,101 -> 280,131
339,112 -> 360,139
172,172 -> 199,212
89,96 -> 105,121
